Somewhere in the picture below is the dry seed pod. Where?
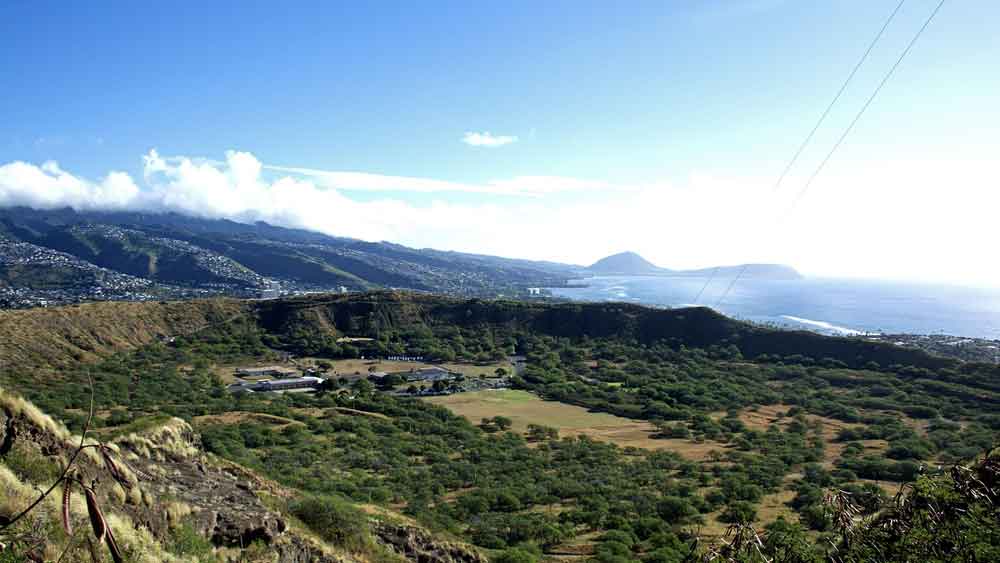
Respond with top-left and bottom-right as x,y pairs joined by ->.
84,486 -> 107,543
85,535 -> 101,563
106,527 -> 124,563
100,445 -> 131,491
61,478 -> 73,535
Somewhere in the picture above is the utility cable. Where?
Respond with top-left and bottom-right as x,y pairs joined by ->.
692,0 -> 907,305
714,0 -> 947,308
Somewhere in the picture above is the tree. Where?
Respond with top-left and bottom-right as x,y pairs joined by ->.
656,496 -> 697,524
719,501 -> 757,524
494,547 -> 539,563
378,373 -> 404,389
481,418 -> 498,433
495,367 -> 508,378
493,416 -> 513,431
351,379 -> 374,395
526,424 -> 558,442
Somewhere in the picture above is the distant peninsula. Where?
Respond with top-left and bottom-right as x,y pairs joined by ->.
586,251 -> 802,280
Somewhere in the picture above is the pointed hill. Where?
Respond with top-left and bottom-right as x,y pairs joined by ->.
588,252 -> 664,275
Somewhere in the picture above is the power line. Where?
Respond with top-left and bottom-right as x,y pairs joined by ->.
785,0 -> 947,211
691,264 -> 719,304
692,0 -> 906,305
714,0 -> 947,309
772,0 -> 907,195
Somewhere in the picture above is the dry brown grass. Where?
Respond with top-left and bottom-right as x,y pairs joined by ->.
356,503 -> 421,526
331,407 -> 391,420
755,488 -> 799,525
291,406 -> 391,420
721,405 -> 895,466
0,298 -> 245,371
193,411 -> 305,428
427,391 -> 726,459
858,478 -> 904,497
698,482 -> 799,540
314,358 -> 433,376
312,358 -> 513,379
0,393 -> 199,562
548,530 -> 601,558
440,361 -> 513,378
731,404 -> 787,430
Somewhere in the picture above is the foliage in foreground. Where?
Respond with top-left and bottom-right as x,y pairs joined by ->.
702,451 -> 1000,563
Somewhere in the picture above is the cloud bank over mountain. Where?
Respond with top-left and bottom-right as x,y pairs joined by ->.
0,149 -> 997,286
0,160 -> 139,211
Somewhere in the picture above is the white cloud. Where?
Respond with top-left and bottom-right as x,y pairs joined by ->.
462,131 -> 518,147
0,149 -> 997,287
264,164 -> 622,196
0,159 -> 139,211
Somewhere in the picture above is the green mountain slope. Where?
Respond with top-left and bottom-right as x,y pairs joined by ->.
0,207 -> 576,299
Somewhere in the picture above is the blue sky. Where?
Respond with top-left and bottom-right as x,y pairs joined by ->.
1,1 -> 997,284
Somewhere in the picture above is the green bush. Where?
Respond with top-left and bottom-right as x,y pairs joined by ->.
719,501 -> 757,524
166,523 -> 214,558
494,547 -> 540,563
2,443 -> 61,485
290,495 -> 370,552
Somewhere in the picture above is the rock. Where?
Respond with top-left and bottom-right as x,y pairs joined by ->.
0,398 -> 475,563
372,521 -> 487,563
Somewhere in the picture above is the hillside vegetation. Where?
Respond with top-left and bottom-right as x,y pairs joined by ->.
252,293 -> 954,371
0,292 -> 997,562
0,298 -> 245,369
0,386 -> 478,562
0,207 -> 575,302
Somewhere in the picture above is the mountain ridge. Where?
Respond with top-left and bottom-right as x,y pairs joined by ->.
586,250 -> 802,279
0,207 -> 577,304
0,207 -> 801,308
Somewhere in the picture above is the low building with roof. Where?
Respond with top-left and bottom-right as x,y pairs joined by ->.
228,376 -> 323,393
388,366 -> 457,382
235,366 -> 299,378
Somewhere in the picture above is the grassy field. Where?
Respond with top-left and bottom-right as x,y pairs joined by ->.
426,390 -> 726,456
192,411 -> 304,428
299,358 -> 512,379
427,391 -> 866,550
724,404 -> 892,466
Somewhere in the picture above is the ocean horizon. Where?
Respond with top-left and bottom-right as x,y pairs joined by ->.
548,275 -> 1000,340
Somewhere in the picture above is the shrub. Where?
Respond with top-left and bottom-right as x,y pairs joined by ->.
601,529 -> 637,548
1,443 -> 60,485
166,523 -> 214,558
495,547 -> 540,563
719,501 -> 757,524
290,495 -> 370,552
656,496 -> 698,524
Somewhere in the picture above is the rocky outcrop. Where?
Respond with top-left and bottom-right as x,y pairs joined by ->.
113,419 -> 357,562
0,392 -> 486,563
373,521 -> 488,563
0,394 -> 350,562
114,419 -> 284,545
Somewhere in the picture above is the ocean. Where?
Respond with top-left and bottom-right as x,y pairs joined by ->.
547,276 -> 1000,339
